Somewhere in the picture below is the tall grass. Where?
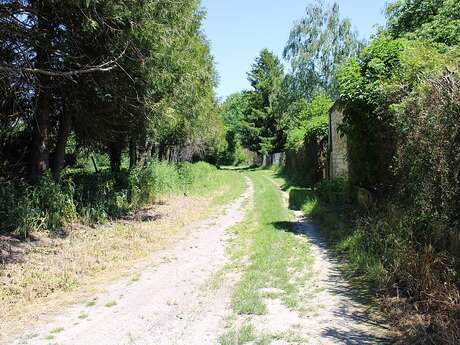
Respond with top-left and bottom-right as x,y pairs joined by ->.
279,169 -> 460,343
284,178 -> 388,288
0,161 -> 221,238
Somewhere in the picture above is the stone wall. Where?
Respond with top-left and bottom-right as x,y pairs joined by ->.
328,103 -> 349,179
262,152 -> 285,167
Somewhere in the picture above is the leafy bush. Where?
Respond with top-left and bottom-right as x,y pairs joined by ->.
336,33 -> 460,342
386,0 -> 460,46
315,178 -> 348,204
304,115 -> 328,141
285,94 -> 333,152
337,35 -> 454,191
0,173 -> 76,237
285,127 -> 306,152
72,171 -> 130,224
133,160 -> 180,204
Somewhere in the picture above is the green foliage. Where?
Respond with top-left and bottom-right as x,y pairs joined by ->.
0,0 -> 221,180
284,0 -> 363,99
0,161 -> 219,237
221,92 -> 251,132
285,127 -> 306,152
285,95 -> 332,150
0,174 -> 76,237
135,161 -> 181,204
240,49 -> 285,154
393,72 -> 460,247
304,116 -> 328,142
386,0 -> 460,46
334,19 -> 460,341
315,178 -> 348,204
219,92 -> 252,165
337,35 -> 455,190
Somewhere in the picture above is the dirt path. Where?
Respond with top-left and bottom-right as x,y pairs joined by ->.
10,177 -> 253,345
283,209 -> 389,344
8,172 -> 388,345
248,174 -> 389,344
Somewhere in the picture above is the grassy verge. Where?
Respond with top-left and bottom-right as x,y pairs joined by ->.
274,167 -> 460,343
272,168 -> 386,290
0,168 -> 245,336
220,169 -> 313,343
0,161 -> 233,238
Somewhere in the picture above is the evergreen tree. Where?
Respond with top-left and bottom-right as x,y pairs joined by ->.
242,49 -> 285,154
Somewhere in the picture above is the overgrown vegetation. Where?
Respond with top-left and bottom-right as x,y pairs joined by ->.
241,1 -> 460,343
0,161 -> 221,237
0,0 -> 229,237
0,168 -> 245,327
334,12 -> 460,341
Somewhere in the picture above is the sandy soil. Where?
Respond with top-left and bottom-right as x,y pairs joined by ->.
9,178 -> 253,345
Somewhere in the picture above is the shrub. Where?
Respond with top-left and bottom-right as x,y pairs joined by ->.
0,173 -> 76,237
336,35 -> 460,342
71,171 -> 130,224
315,178 -> 348,204
0,161 -> 219,237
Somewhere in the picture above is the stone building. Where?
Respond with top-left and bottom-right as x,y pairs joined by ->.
328,102 -> 349,179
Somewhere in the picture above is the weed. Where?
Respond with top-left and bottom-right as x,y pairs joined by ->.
85,299 -> 97,307
105,301 -> 117,308
78,312 -> 89,319
0,161 -> 239,237
219,324 -> 256,345
50,327 -> 64,334
228,171 -> 313,317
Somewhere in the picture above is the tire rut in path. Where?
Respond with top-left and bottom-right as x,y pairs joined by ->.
12,177 -> 254,345
252,174 -> 390,344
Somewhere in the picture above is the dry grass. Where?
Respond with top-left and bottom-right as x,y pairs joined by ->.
383,246 -> 460,345
0,176 -> 243,338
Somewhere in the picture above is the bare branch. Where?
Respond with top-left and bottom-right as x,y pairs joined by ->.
0,44 -> 129,77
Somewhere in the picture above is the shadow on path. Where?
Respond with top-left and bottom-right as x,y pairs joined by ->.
272,215 -> 392,344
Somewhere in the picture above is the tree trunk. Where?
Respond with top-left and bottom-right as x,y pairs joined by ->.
52,107 -> 72,179
138,142 -> 154,168
109,143 -> 122,173
30,1 -> 52,181
30,82 -> 50,180
159,143 -> 166,161
151,143 -> 158,160
129,139 -> 137,170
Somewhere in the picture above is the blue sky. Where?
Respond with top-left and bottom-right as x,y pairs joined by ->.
202,0 -> 388,99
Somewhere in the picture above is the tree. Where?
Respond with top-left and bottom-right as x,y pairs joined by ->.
0,0 -> 220,179
386,0 -> 460,46
283,0 -> 363,99
241,49 -> 285,154
219,92 -> 251,164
